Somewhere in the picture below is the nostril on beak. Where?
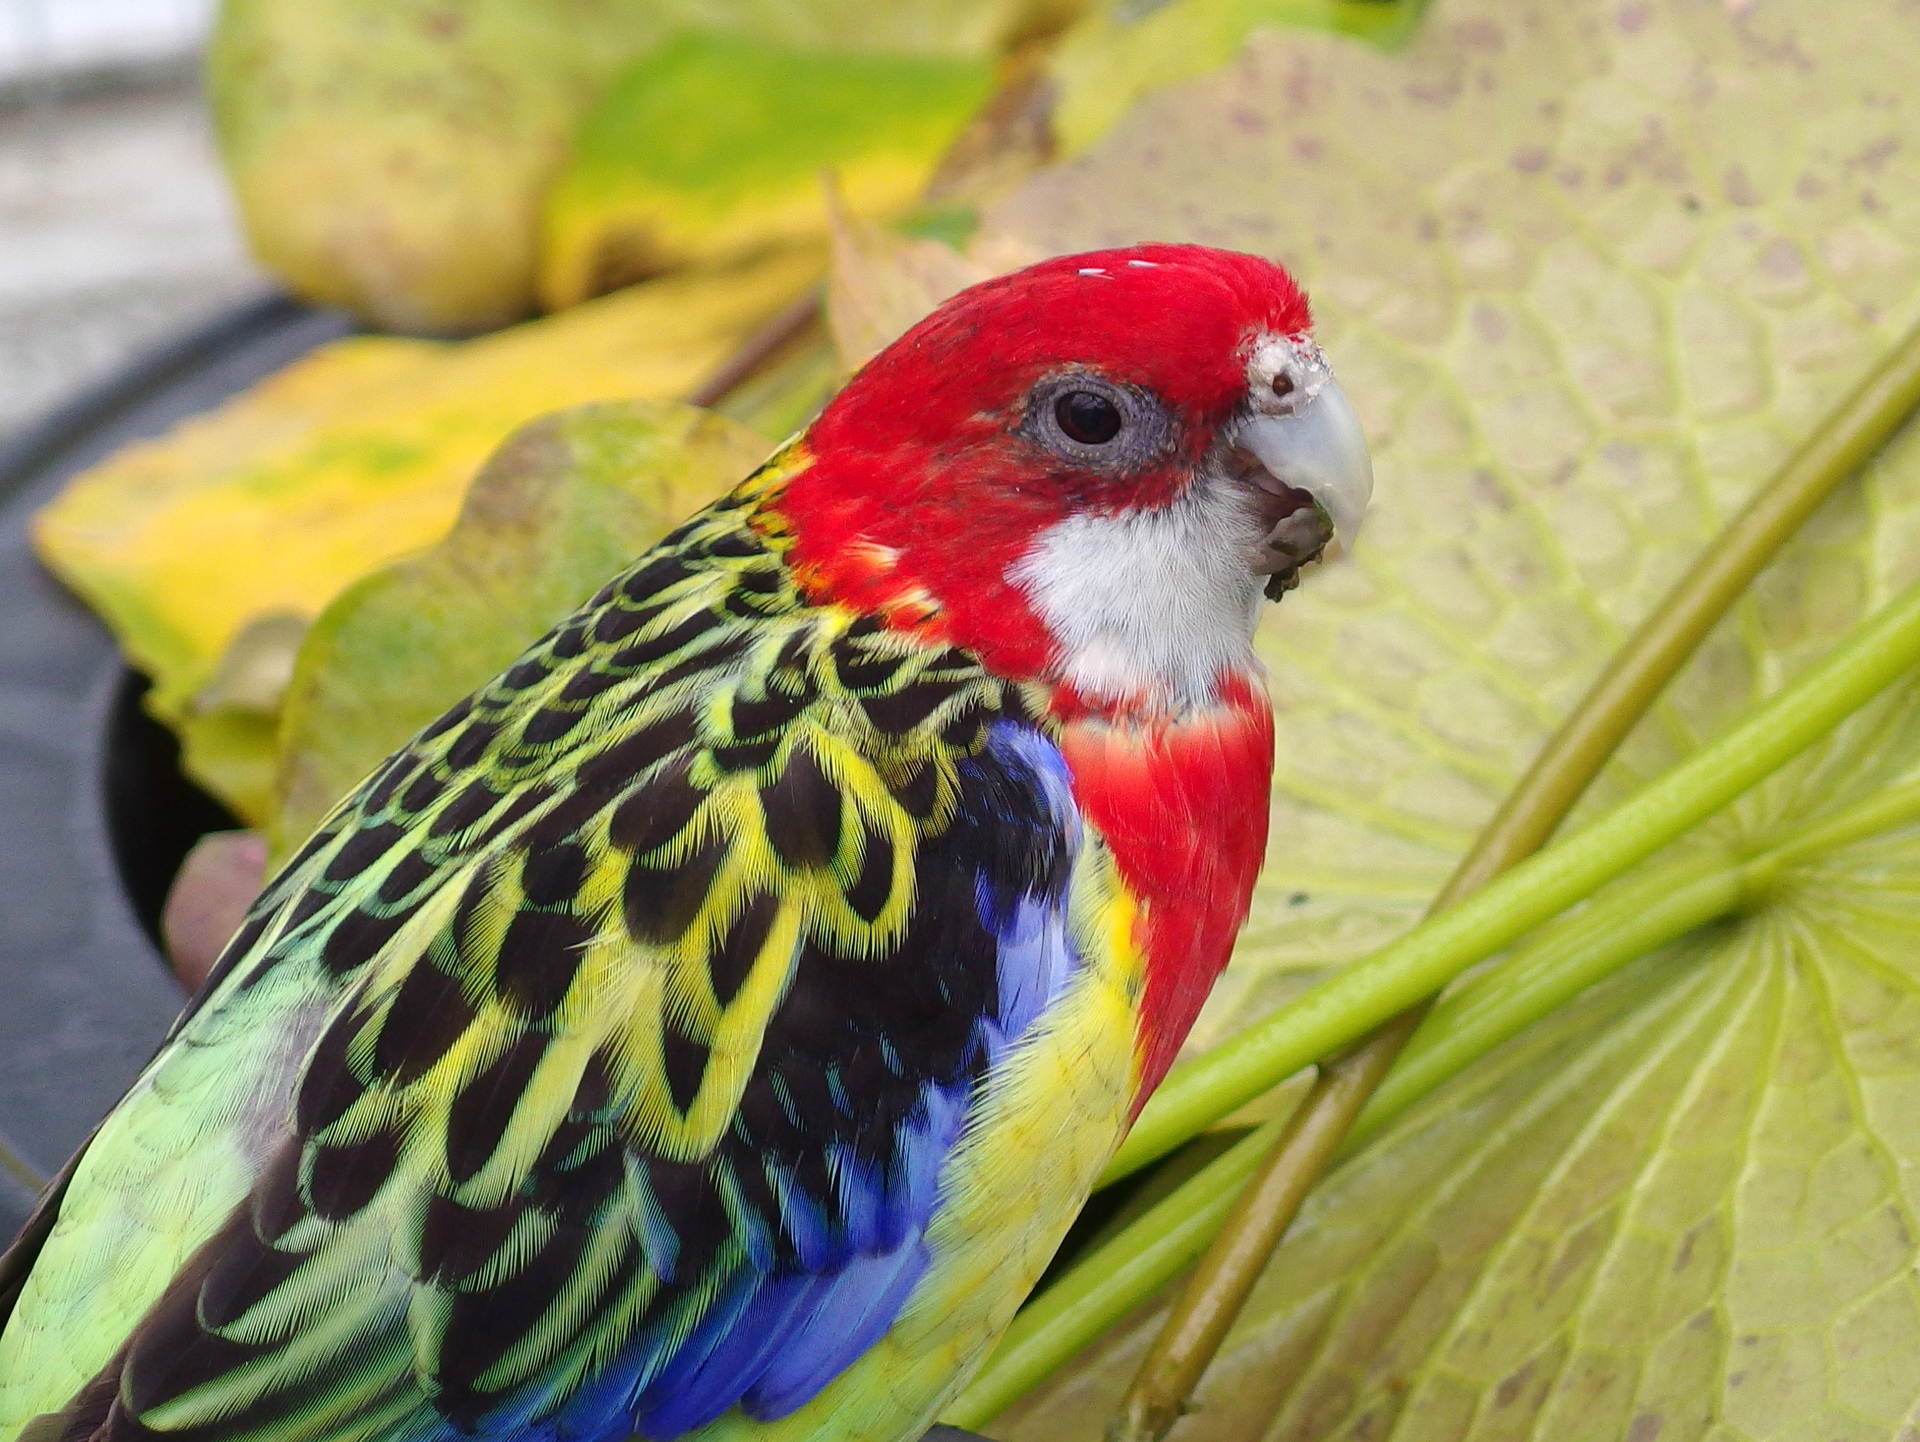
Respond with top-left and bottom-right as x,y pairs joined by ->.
1233,366 -> 1374,550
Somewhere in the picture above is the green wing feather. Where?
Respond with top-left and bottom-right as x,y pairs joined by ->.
0,451 -> 1043,1442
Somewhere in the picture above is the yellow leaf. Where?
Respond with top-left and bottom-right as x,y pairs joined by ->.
33,247 -> 820,820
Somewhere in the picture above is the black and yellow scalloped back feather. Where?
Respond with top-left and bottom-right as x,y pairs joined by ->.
0,445 -> 1147,1442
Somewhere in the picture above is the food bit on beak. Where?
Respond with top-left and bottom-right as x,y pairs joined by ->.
1232,334 -> 1374,599
1262,505 -> 1335,601
1223,442 -> 1335,599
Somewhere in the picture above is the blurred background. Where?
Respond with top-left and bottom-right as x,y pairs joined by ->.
0,0 -> 263,439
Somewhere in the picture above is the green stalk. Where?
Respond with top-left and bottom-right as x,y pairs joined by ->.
1103,1012 -> 1412,1442
1103,573 -> 1920,1184
1397,328 -> 1920,903
945,574 -> 1920,1426
942,1117 -> 1278,1432
1101,775 -> 1920,1442
1354,772 -> 1920,1146
1112,320 -> 1920,1187
955,857 -> 1720,1433
1738,772 -> 1920,866
1347,851 -> 1738,1145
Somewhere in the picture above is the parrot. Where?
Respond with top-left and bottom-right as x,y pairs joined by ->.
0,243 -> 1372,1442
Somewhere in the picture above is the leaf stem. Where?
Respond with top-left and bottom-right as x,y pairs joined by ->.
942,1117 -> 1277,1432
685,291 -> 824,410
1105,1009 -> 1417,1442
1351,771 -> 1920,1148
1349,850 -> 1738,1145
1106,571 -> 1920,1171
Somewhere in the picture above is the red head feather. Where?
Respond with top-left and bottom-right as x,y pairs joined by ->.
778,244 -> 1312,681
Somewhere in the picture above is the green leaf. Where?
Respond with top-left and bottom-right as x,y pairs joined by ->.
986,0 -> 1920,1067
538,33 -> 996,309
960,0 -> 1920,1430
999,794 -> 1920,1435
270,400 -> 768,855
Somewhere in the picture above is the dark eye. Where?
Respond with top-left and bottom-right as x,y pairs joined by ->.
1026,373 -> 1168,467
1053,390 -> 1123,445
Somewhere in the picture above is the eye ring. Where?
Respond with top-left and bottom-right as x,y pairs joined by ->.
1054,390 -> 1123,445
1025,372 -> 1171,469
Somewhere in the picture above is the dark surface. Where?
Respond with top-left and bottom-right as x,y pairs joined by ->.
0,295 -> 351,1234
104,671 -> 243,948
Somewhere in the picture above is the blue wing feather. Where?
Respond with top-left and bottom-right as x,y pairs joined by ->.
741,1240 -> 929,1421
625,720 -> 1083,1438
407,715 -> 1084,1442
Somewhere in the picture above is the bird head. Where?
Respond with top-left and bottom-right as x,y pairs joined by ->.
778,243 -> 1373,714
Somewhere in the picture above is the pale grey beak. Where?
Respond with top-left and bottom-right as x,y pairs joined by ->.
1233,373 -> 1374,550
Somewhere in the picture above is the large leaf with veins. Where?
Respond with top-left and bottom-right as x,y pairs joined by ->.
966,0 -> 1920,1433
985,0 -> 1920,1048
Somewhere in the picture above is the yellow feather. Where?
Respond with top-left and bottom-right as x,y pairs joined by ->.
697,849 -> 1148,1442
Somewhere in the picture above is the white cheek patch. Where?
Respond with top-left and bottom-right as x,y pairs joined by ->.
1010,477 -> 1266,709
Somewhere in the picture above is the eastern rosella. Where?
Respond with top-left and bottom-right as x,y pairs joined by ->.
0,245 -> 1371,1442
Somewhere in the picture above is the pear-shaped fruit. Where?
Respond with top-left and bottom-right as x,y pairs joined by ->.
210,0 -> 670,334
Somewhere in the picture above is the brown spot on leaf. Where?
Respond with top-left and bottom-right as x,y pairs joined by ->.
1724,164 -> 1761,206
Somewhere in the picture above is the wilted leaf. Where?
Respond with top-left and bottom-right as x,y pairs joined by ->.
539,34 -> 995,310
182,612 -> 311,822
33,249 -> 815,821
971,0 -> 1920,1431
826,191 -> 995,370
272,400 -> 768,854
212,0 -> 1079,332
